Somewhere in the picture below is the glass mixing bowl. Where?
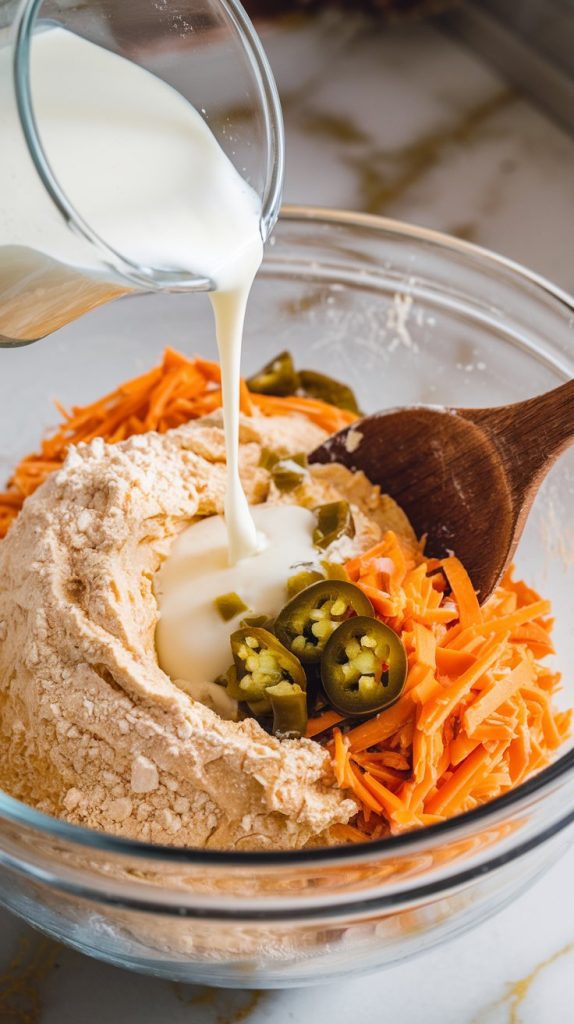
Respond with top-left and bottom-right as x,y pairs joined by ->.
0,207 -> 573,987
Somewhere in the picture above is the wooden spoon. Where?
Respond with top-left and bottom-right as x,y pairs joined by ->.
310,378 -> 574,603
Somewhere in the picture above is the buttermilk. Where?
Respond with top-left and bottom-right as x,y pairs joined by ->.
0,27 -> 315,683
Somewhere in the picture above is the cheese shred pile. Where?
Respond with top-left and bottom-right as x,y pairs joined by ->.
311,534 -> 570,840
0,347 -> 355,538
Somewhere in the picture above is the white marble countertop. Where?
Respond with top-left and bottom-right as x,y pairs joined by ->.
272,11 -> 574,295
2,11 -> 574,1023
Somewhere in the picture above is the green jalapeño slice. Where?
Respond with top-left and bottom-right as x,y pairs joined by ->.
229,626 -> 306,714
247,350 -> 299,397
313,500 -> 355,550
274,580 -> 373,665
299,369 -> 360,414
321,616 -> 407,717
267,681 -> 308,739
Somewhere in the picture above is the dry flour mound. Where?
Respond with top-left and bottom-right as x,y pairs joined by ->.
0,412 -> 357,850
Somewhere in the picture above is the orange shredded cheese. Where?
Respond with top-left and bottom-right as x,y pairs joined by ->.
318,548 -> 571,838
0,347 -> 357,538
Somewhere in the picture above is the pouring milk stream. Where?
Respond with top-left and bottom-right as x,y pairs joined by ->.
1,27 -> 316,686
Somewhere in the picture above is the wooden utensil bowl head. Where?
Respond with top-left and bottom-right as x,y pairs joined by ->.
310,407 -> 516,602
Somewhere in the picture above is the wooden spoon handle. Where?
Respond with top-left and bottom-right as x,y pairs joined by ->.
463,376 -> 574,496
513,376 -> 574,457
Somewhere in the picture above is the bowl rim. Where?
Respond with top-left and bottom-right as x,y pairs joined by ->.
1,203 -> 573,869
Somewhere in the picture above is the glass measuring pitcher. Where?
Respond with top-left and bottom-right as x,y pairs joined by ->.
0,0 -> 284,346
